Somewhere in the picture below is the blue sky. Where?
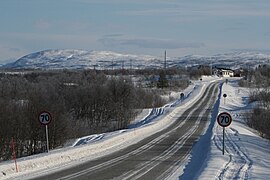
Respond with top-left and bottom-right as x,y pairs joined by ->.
1,0 -> 270,63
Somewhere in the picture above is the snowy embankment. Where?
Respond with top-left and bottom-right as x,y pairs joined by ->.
196,78 -> 270,179
0,76 -> 218,179
3,77 -> 269,180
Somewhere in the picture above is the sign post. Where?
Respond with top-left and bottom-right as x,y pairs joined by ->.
180,93 -> 184,101
217,112 -> 232,155
45,125 -> 49,153
38,111 -> 52,153
223,93 -> 227,105
11,137 -> 18,172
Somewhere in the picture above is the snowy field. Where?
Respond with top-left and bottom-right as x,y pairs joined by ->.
1,76 -> 270,180
197,79 -> 270,179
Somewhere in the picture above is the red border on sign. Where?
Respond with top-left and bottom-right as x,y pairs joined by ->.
38,111 -> 52,126
217,112 -> 232,127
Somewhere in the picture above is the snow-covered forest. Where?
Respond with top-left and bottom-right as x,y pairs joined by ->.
0,68 -> 192,161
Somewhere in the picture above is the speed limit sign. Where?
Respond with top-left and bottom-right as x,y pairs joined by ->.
217,112 -> 232,127
38,111 -> 52,153
38,111 -> 52,125
217,112 -> 232,155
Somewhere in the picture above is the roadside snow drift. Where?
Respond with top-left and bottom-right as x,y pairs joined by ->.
0,76 -> 217,179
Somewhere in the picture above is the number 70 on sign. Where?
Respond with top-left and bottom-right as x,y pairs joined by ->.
217,112 -> 232,127
38,111 -> 52,125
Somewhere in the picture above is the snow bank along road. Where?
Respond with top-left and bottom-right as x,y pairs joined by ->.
32,82 -> 219,180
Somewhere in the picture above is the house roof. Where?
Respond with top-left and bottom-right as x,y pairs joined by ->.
213,67 -> 233,71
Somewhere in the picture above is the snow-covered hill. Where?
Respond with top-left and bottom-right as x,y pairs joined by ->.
174,52 -> 270,69
3,49 -> 159,69
3,49 -> 270,69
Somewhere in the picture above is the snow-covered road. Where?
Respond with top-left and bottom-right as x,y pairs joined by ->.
1,76 -> 270,180
0,76 -> 209,179
27,81 -> 219,179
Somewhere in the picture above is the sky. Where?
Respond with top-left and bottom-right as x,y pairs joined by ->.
1,0 -> 270,63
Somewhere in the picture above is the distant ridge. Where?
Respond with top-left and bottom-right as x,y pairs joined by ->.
3,49 -> 270,70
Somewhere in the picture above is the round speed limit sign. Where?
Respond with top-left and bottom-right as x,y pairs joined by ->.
38,111 -> 52,125
217,112 -> 232,127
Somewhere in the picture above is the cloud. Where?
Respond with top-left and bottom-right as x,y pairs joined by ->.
0,32 -> 100,61
74,0 -> 176,5
34,20 -> 92,33
0,45 -> 26,63
8,47 -> 21,52
264,31 -> 270,37
222,26 -> 246,32
103,34 -> 124,38
2,32 -> 96,43
206,8 -> 270,17
232,48 -> 270,54
99,36 -> 205,49
118,2 -> 270,19
34,20 -> 51,30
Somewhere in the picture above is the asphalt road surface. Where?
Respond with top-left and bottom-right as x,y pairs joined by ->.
33,82 -> 219,180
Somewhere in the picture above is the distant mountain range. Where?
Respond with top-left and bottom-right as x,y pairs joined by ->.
3,49 -> 270,70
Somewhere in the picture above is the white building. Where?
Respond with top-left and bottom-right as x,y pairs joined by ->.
213,68 -> 234,77
221,69 -> 234,77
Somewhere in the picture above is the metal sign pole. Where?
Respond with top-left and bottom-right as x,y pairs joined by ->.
223,127 -> 225,155
38,111 -> 52,153
12,137 -> 18,172
45,125 -> 49,153
217,112 -> 232,155
223,94 -> 227,105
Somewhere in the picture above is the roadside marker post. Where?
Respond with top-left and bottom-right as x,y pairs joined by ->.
223,93 -> 227,105
38,111 -> 52,153
217,112 -> 232,155
11,137 -> 18,172
180,93 -> 184,102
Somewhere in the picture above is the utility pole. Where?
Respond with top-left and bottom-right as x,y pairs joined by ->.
122,61 -> 124,75
164,50 -> 167,70
210,60 -> 212,76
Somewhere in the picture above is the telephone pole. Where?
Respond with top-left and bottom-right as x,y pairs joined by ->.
164,50 -> 167,70
130,59 -> 132,70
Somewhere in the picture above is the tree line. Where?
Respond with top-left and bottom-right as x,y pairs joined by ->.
242,65 -> 270,139
0,65 -> 207,161
0,67 -> 196,161
0,70 -> 167,161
